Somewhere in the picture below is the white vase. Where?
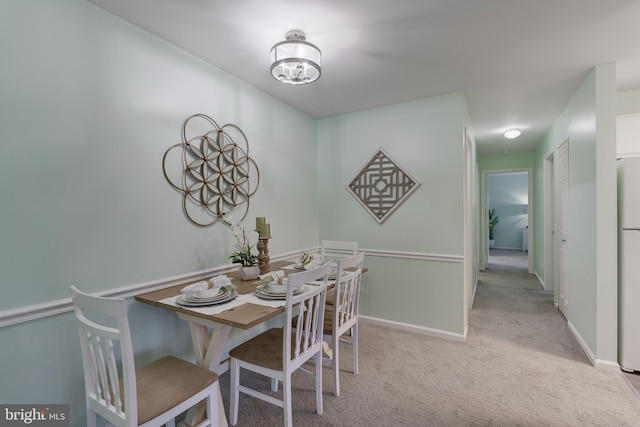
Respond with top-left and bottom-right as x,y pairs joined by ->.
239,265 -> 260,280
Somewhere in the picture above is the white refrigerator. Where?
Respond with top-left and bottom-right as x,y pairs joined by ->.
619,156 -> 640,372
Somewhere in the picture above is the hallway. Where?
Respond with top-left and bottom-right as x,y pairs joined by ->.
488,248 -> 528,270
478,252 -> 640,404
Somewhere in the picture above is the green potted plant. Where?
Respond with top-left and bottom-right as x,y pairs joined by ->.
488,208 -> 499,248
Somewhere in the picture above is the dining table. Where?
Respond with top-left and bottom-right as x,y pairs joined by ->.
134,260 -> 328,427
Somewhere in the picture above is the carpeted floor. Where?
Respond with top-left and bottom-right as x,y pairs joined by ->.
217,256 -> 640,426
488,248 -> 529,270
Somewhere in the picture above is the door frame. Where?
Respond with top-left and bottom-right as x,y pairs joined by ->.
480,167 -> 533,273
556,139 -> 570,317
544,149 -> 557,298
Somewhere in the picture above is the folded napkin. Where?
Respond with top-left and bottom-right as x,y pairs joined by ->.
294,253 -> 323,270
181,281 -> 209,296
304,259 -> 322,270
254,270 -> 285,286
209,274 -> 232,289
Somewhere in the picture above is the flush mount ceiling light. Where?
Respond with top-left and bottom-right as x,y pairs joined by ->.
504,128 -> 522,139
270,29 -> 321,85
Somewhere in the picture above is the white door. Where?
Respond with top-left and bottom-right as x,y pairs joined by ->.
557,140 -> 569,317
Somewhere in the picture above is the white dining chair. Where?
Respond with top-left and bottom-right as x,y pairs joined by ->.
320,240 -> 359,260
70,286 -> 220,427
322,251 -> 365,396
228,263 -> 331,427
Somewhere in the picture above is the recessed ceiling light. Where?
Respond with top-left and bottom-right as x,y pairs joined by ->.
504,128 -> 521,139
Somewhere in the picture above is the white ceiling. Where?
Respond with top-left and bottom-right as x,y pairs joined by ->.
88,0 -> 640,155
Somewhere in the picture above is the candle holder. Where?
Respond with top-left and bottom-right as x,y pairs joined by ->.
256,235 -> 271,274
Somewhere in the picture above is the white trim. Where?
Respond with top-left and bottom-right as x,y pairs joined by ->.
0,247 -> 460,327
568,321 -> 596,366
534,271 -> 545,288
622,374 -> 640,400
595,358 -> 622,371
360,315 -> 466,342
617,152 -> 640,159
471,277 -> 478,308
567,321 -> 620,370
362,248 -> 463,263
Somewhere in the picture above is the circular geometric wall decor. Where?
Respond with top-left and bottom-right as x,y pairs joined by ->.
162,114 -> 260,227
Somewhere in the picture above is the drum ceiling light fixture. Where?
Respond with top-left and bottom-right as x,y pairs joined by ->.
504,128 -> 522,139
270,29 -> 321,85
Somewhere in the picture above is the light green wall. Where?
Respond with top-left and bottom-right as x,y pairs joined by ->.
618,89 -> 640,116
0,0 -> 318,310
317,93 -> 468,334
534,64 -> 618,363
478,151 -> 537,171
0,0 -> 318,425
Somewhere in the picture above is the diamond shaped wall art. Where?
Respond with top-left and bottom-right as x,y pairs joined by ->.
347,147 -> 420,224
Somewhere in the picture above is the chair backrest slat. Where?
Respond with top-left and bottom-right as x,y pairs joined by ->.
333,252 -> 365,334
320,240 -> 358,260
70,286 -> 137,426
284,263 -> 331,371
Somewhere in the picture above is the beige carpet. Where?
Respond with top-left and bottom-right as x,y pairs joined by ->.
488,248 -> 529,270
217,264 -> 640,426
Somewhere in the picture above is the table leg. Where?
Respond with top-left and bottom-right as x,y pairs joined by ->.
177,314 -> 232,427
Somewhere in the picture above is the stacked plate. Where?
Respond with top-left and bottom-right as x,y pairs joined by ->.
176,287 -> 238,307
254,284 -> 308,300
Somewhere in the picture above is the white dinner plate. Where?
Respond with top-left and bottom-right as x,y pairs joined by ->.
183,288 -> 232,303
254,286 -> 309,300
176,290 -> 237,307
258,284 -> 305,296
265,283 -> 303,295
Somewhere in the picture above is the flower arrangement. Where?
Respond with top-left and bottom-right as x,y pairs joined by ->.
228,218 -> 258,267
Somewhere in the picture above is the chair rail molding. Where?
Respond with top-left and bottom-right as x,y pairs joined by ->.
0,247 -> 460,327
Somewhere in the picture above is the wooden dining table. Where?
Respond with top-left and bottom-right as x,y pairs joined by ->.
135,257 -> 365,427
135,260 -> 321,427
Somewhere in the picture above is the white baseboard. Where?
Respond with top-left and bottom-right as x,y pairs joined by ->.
493,246 -> 525,251
359,315 -> 467,342
567,321 -> 620,371
534,271 -> 545,288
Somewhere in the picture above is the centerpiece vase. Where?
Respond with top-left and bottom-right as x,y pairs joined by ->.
238,265 -> 260,280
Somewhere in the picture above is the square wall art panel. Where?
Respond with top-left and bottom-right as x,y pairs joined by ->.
347,147 -> 420,224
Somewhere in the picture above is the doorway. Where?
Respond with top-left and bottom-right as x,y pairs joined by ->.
480,168 -> 533,273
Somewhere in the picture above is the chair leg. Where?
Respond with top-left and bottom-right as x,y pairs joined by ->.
86,407 -> 97,427
167,419 -> 176,427
283,375 -> 293,427
271,378 -> 279,392
332,333 -> 340,396
352,324 -> 359,375
315,352 -> 323,415
211,382 -> 221,427
230,358 -> 240,426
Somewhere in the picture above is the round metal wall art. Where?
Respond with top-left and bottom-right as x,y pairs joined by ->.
162,114 -> 260,227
